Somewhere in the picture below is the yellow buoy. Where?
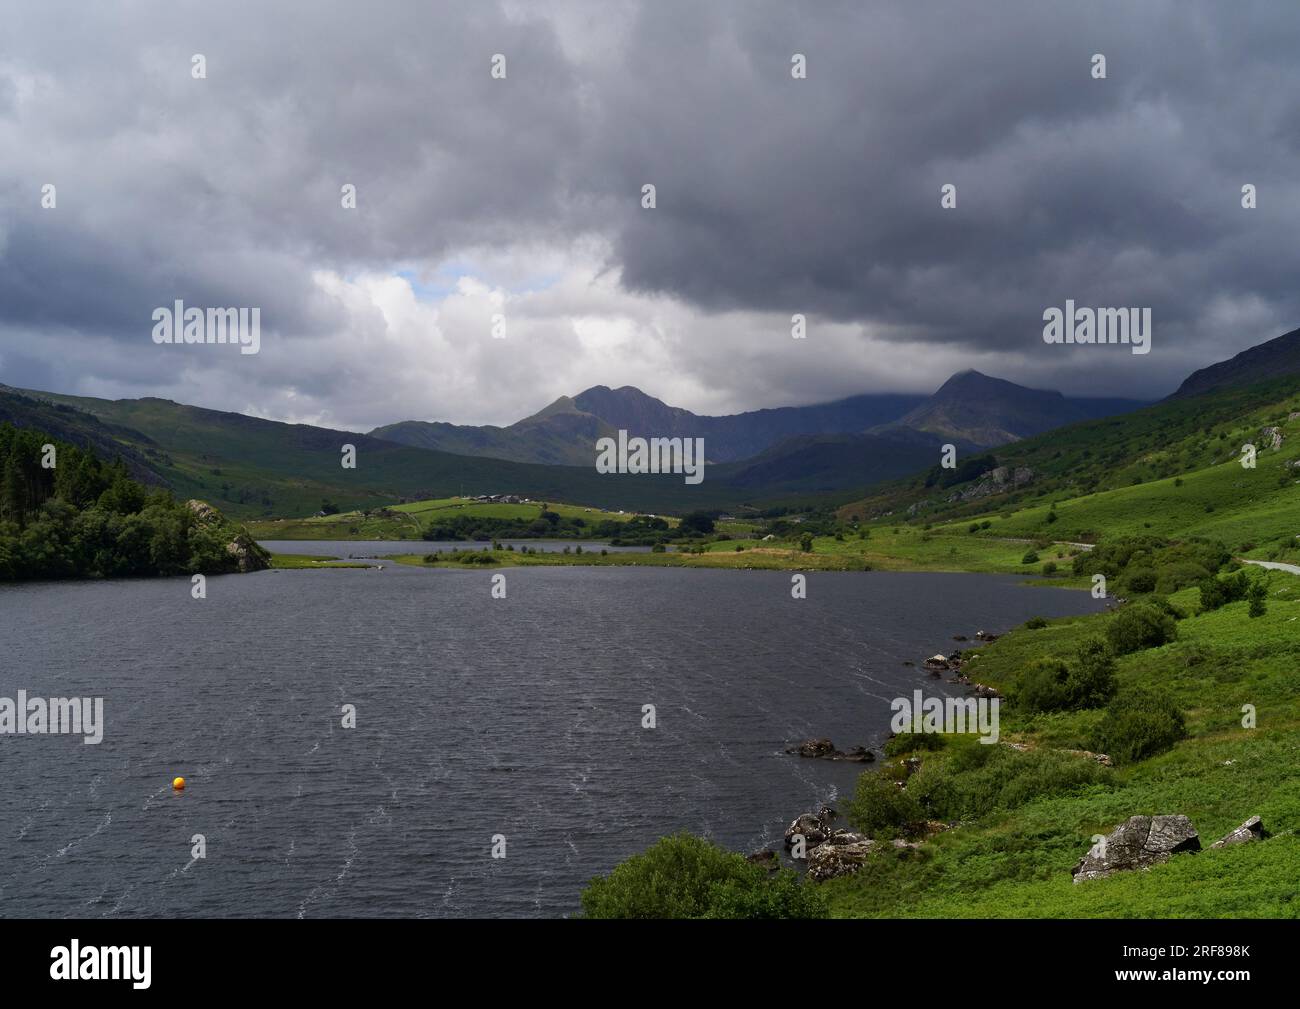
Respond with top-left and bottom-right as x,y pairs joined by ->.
172,776 -> 186,791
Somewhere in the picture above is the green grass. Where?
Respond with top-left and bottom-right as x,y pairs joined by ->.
820,571 -> 1300,918
246,496 -> 660,540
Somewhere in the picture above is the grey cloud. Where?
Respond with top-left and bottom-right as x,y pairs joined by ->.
2,0 -> 1299,421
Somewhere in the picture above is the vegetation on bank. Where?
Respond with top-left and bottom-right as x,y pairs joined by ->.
579,834 -> 825,919
583,538 -> 1299,917
0,422 -> 268,580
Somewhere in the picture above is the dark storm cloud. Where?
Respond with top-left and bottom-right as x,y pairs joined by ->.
1,0 -> 1298,421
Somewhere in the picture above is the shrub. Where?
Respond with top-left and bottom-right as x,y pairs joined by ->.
1068,638 -> 1118,709
883,732 -> 948,757
898,745 -> 1108,822
1091,687 -> 1185,764
846,771 -> 924,838
1015,639 -> 1116,714
580,834 -> 825,919
1248,579 -> 1268,618
799,533 -> 813,552
1105,603 -> 1177,655
1025,615 -> 1048,629
1200,570 -> 1250,612
1015,658 -> 1072,713
1041,561 -> 1057,577
1123,567 -> 1158,594
1021,550 -> 1039,565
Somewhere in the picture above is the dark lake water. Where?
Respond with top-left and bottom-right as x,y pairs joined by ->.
0,556 -> 1105,918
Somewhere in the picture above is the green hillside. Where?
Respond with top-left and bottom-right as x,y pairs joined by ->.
3,388 -> 743,518
839,374 -> 1300,552
246,495 -> 664,540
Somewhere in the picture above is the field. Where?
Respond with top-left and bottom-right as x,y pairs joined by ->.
245,496 -> 667,540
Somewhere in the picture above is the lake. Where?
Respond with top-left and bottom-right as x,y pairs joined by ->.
0,556 -> 1106,917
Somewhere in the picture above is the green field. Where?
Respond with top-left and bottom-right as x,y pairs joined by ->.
246,496 -> 666,540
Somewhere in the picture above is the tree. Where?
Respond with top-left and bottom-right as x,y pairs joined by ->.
1247,579 -> 1268,618
679,511 -> 715,535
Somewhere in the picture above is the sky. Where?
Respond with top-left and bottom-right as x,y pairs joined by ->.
2,0 -> 1298,431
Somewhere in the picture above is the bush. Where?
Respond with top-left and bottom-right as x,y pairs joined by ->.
883,732 -> 948,757
1199,571 -> 1249,612
1041,561 -> 1057,577
1021,550 -> 1039,565
1015,639 -> 1116,714
579,834 -> 825,919
1105,603 -> 1177,655
846,771 -> 924,839
882,745 -> 1109,824
799,533 -> 813,552
1015,658 -> 1071,713
1248,579 -> 1268,618
1068,638 -> 1118,708
1123,567 -> 1158,594
1091,687 -> 1185,764
1025,615 -> 1048,629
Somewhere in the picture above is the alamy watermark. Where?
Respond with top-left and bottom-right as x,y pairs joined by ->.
1042,300 -> 1150,355
151,300 -> 261,355
890,689 -> 999,744
0,691 -> 104,744
595,430 -> 705,485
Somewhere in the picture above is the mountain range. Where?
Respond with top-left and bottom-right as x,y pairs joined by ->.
5,325 -> 1298,518
371,372 -> 1146,465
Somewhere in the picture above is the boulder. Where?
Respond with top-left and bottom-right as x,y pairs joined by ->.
1259,426 -> 1284,450
784,739 -> 874,762
807,840 -> 876,882
1210,815 -> 1266,849
784,806 -> 836,849
1072,814 -> 1200,883
786,738 -> 835,758
924,654 -> 949,669
975,630 -> 999,642
226,533 -> 270,573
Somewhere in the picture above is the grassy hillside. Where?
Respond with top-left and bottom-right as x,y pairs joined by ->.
6,389 -> 745,518
820,574 -> 1300,917
838,374 -> 1300,542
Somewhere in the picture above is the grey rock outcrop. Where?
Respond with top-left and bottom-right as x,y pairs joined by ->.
807,840 -> 876,882
1072,814 -> 1201,883
1210,815 -> 1265,849
784,807 -> 836,849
